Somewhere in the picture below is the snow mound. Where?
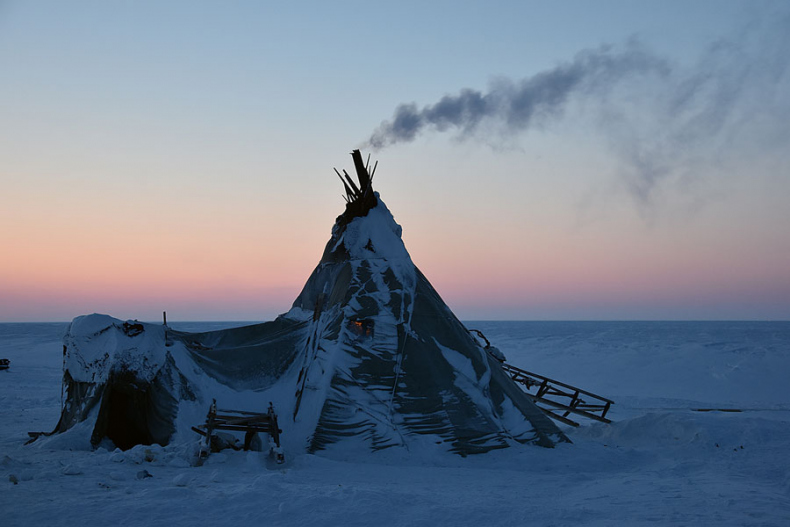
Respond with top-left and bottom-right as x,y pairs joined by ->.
334,194 -> 407,261
63,314 -> 167,384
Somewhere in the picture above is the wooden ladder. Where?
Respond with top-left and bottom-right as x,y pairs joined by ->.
501,363 -> 614,427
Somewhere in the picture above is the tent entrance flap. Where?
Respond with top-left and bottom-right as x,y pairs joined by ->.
90,371 -> 177,450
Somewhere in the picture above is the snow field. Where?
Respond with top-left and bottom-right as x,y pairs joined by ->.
1,322 -> 789,526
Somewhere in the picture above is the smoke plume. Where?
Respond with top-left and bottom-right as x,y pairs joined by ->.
365,13 -> 790,206
366,43 -> 669,150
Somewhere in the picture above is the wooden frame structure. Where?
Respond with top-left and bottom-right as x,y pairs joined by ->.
192,400 -> 284,463
501,363 -> 613,427
333,149 -> 379,227
469,328 -> 613,427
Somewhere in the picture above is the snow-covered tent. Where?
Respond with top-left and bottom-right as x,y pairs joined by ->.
46,151 -> 568,456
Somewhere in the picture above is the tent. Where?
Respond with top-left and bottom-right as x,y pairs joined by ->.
45,151 -> 569,455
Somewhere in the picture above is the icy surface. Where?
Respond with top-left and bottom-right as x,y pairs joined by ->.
2,321 -> 790,526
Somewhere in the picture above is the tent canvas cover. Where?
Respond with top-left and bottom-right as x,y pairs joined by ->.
43,150 -> 569,457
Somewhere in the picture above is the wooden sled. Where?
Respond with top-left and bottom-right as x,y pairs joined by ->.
192,400 -> 284,465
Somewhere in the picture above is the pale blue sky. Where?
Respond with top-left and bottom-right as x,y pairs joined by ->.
1,1 -> 788,321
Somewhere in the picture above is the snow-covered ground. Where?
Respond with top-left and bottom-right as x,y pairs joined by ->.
1,321 -> 789,526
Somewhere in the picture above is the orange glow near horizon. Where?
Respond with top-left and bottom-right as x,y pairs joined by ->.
3,122 -> 789,322
3,183 -> 790,322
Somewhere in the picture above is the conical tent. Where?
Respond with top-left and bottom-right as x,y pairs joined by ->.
44,151 -> 569,455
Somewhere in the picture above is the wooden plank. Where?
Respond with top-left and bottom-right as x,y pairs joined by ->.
351,149 -> 370,191
342,169 -> 361,198
334,169 -> 356,200
540,409 -> 580,427
213,424 -> 274,433
191,426 -> 207,437
529,396 -> 612,424
214,415 -> 270,425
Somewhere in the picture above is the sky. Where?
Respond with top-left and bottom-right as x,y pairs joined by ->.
1,0 -> 789,322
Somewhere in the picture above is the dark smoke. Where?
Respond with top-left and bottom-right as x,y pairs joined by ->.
367,43 -> 669,150
365,13 -> 790,207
